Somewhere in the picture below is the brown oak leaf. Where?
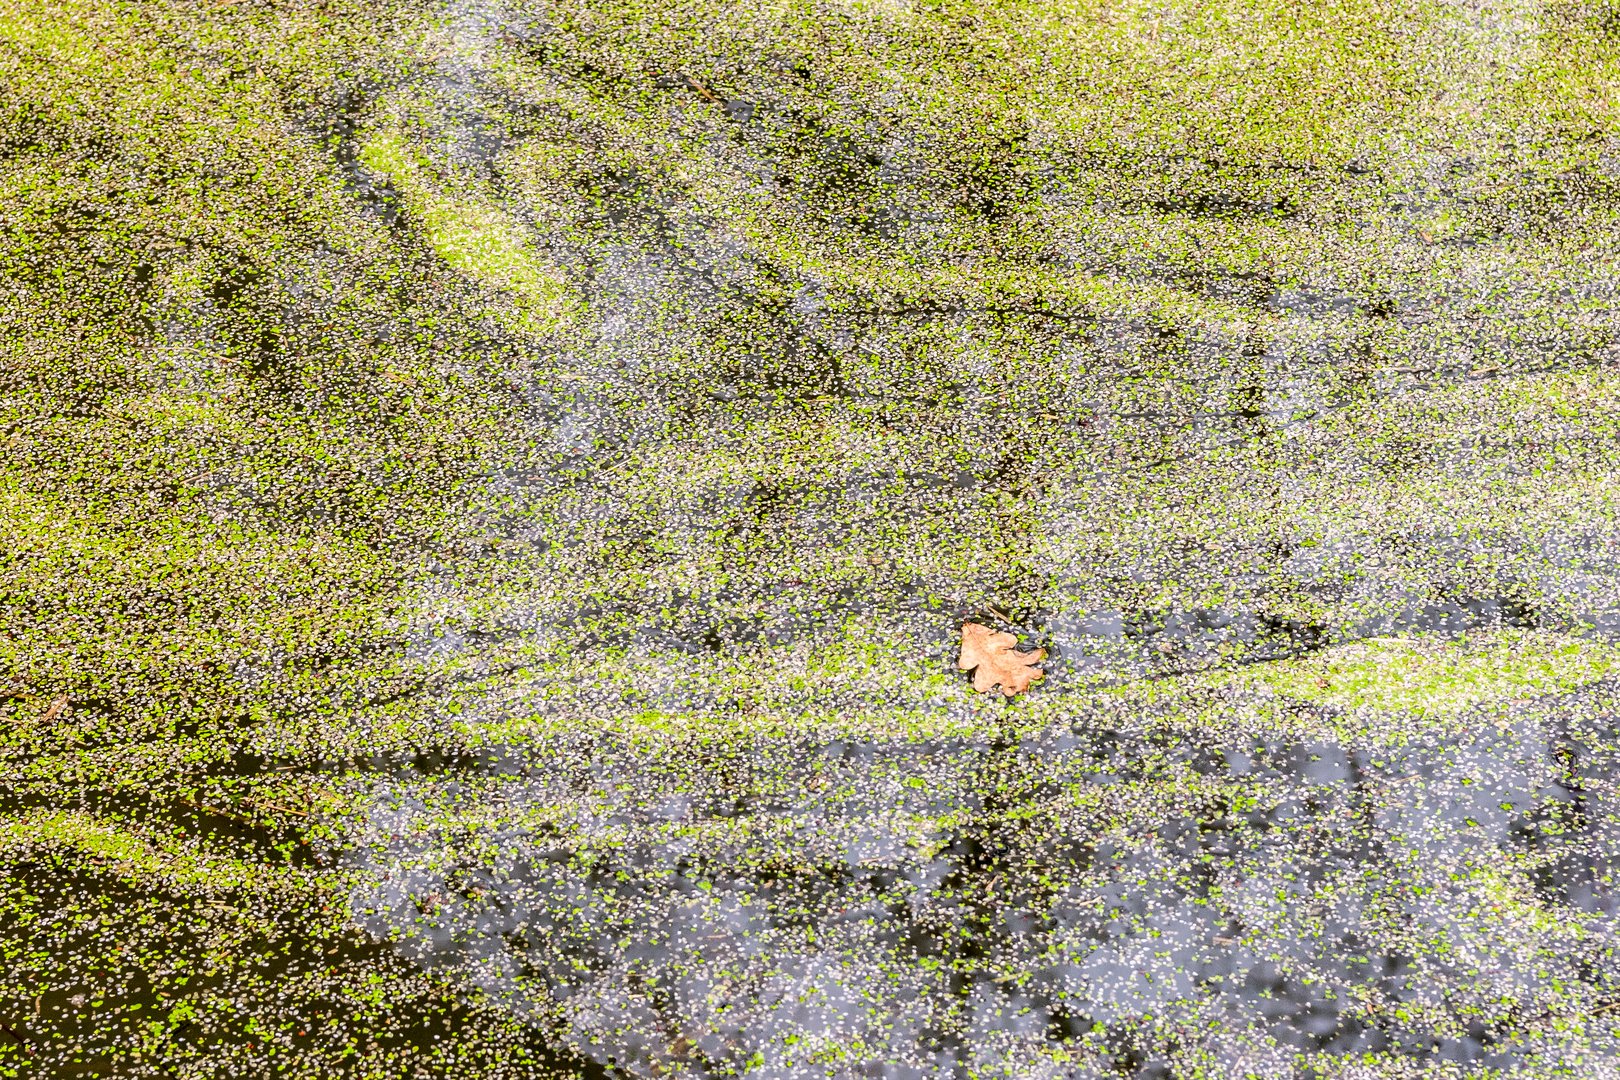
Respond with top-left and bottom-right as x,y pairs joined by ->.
957,623 -> 1045,697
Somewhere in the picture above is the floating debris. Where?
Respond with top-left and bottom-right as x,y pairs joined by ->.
957,622 -> 1046,696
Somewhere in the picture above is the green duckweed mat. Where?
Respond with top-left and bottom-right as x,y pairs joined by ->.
6,0 -> 1620,1076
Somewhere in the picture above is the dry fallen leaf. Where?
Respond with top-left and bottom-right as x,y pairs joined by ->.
957,623 -> 1046,697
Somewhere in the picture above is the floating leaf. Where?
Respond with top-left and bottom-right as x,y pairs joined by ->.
957,623 -> 1045,697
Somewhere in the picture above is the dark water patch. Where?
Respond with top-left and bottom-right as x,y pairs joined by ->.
1464,163 -> 1620,241
953,129 -> 1035,223
303,83 -> 405,226
716,321 -> 851,401
0,215 -> 163,353
1043,604 -> 1337,684
5,785 -> 316,867
1349,590 -> 1547,641
190,256 -> 303,390
0,863 -> 611,1079
0,747 -> 325,865
1145,190 -> 1300,221
0,95 -> 74,160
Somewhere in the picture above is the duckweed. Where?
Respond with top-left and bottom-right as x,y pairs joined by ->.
6,0 -> 1620,1076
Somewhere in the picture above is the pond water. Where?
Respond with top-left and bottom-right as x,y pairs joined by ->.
6,0 -> 1620,1076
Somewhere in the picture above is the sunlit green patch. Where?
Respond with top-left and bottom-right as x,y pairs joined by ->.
0,811 -> 301,891
359,130 -> 574,336
1243,630 -> 1620,718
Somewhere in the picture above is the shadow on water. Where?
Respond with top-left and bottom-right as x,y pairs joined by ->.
0,861 -> 613,1079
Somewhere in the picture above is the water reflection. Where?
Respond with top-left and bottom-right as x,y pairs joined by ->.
345,675 -> 1620,1076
